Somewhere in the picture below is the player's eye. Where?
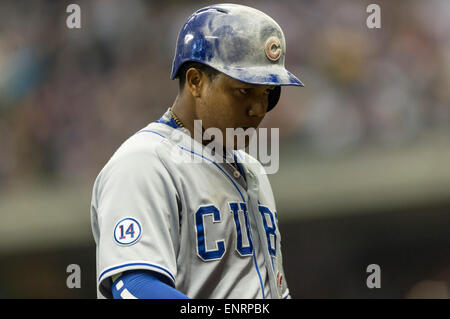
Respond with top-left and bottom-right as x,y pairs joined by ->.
238,88 -> 250,95
264,87 -> 276,95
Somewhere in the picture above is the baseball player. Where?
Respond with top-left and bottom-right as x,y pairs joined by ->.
90,3 -> 304,299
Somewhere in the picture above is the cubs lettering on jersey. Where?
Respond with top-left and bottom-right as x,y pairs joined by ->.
90,108 -> 290,299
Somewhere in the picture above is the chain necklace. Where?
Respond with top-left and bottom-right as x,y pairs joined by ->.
169,107 -> 184,128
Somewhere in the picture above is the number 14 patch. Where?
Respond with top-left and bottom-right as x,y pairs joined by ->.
114,217 -> 142,246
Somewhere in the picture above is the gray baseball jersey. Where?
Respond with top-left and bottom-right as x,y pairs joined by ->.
90,108 -> 290,299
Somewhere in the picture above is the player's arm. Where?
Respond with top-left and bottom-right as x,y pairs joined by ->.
111,270 -> 189,299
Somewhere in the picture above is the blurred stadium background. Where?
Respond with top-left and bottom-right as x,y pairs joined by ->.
0,0 -> 449,298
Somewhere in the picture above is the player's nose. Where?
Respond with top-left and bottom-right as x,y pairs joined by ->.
247,97 -> 268,118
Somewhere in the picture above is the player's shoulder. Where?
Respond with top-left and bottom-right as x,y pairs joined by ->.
110,122 -> 175,160
97,122 -> 179,177
91,122 -> 180,205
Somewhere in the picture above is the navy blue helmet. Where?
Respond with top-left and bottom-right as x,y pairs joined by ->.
171,4 -> 304,112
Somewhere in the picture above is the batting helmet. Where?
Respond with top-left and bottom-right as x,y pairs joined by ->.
170,3 -> 304,112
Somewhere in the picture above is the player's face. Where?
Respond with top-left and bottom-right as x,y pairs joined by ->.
196,73 -> 275,149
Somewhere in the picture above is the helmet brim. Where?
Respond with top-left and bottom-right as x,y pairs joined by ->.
218,65 -> 304,87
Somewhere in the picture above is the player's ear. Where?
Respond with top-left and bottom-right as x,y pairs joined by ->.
185,68 -> 205,98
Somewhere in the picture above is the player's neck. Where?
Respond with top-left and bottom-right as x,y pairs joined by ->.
171,95 -> 207,146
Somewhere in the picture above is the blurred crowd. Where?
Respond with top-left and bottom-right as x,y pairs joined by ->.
0,0 -> 449,187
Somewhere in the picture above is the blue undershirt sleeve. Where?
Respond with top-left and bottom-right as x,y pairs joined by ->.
111,270 -> 189,299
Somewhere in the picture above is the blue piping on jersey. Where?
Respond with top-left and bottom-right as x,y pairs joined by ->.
136,127 -> 266,299
99,262 -> 176,285
156,117 -> 179,129
135,129 -> 167,139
